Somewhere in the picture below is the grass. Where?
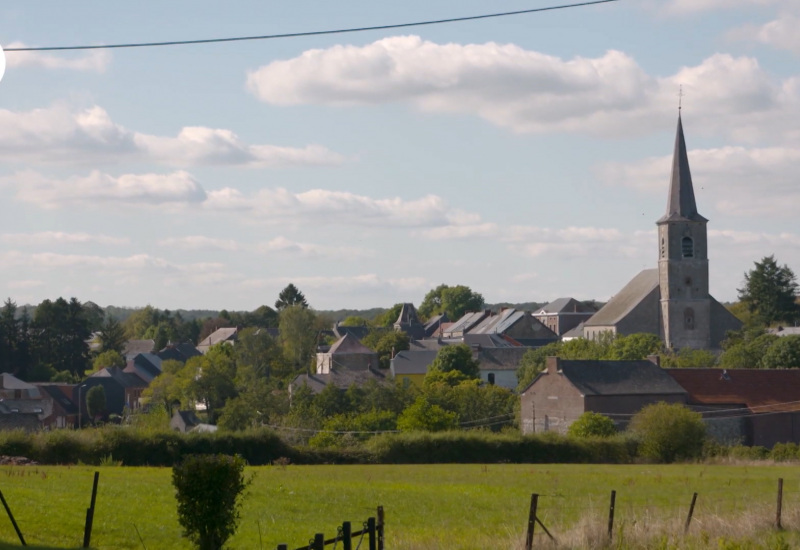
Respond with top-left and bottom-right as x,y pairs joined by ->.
0,463 -> 796,549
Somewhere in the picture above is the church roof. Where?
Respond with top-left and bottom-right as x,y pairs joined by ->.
585,269 -> 659,327
658,114 -> 708,224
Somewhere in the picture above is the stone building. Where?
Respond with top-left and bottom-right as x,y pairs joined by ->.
584,115 -> 741,349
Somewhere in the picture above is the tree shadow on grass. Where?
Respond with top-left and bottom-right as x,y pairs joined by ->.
0,544 -> 85,550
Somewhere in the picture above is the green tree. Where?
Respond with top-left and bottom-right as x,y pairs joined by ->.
606,333 -> 662,359
339,316 -> 370,327
761,336 -> 800,369
372,303 -> 404,327
92,350 -> 125,371
427,344 -> 480,380
278,305 -> 318,371
567,412 -> 617,438
362,330 -> 410,369
719,330 -> 778,369
98,316 -> 126,355
31,297 -> 91,377
397,396 -> 458,432
629,402 -> 706,463
659,347 -> 717,368
738,255 -> 800,326
191,345 -> 237,423
0,299 -> 32,378
275,283 -> 308,311
418,284 -> 484,320
172,454 -> 250,550
86,385 -> 107,423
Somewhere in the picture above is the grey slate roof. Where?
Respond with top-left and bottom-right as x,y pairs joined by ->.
585,269 -> 659,327
463,333 -> 516,348
291,369 -> 388,394
444,311 -> 490,336
327,333 -> 376,355
658,115 -> 708,224
423,313 -> 449,337
123,339 -> 156,360
332,324 -> 371,340
535,298 -> 597,315
477,348 -> 532,371
555,359 -> 687,396
38,385 -> 78,415
90,366 -> 148,388
197,327 -> 238,348
157,343 -> 202,362
390,350 -> 439,375
562,322 -> 586,339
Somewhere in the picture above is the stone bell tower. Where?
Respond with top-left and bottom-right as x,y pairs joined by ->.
656,115 -> 711,349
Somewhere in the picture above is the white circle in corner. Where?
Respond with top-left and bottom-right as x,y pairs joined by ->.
0,44 -> 5,83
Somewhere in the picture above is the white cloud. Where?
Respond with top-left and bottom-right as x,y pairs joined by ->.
4,42 -> 111,72
0,104 -> 345,166
730,13 -> 800,55
247,37 -> 800,142
0,231 -> 129,246
3,170 -> 206,209
241,274 -> 428,295
156,235 -> 371,259
503,226 -> 652,259
598,145 -> 800,216
421,223 -> 499,240
157,236 -> 240,251
6,280 -> 45,290
661,0 -> 785,15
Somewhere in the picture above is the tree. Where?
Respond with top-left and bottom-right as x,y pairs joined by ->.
98,316 -> 126,355
567,412 -> 617,438
0,299 -> 31,378
340,316 -> 370,327
372,303 -> 404,327
279,305 -> 318,371
427,344 -> 480,380
629,402 -> 706,463
418,284 -> 484,320
172,454 -> 250,550
761,336 -> 800,369
397,396 -> 458,432
606,333 -> 662,360
659,347 -> 717,368
275,283 -> 308,311
86,385 -> 107,423
361,330 -> 410,369
738,255 -> 800,326
92,350 -> 125,372
31,297 -> 91,377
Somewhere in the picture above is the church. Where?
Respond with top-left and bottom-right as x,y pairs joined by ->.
584,115 -> 742,350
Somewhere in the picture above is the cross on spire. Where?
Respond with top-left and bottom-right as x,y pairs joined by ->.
678,85 -> 683,112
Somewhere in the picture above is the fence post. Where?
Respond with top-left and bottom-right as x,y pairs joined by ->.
313,533 -> 324,550
377,506 -> 385,550
342,521 -> 352,550
277,545 -> 287,550
684,492 -> 698,534
368,517 -> 377,550
0,489 -> 26,546
83,471 -> 100,548
525,493 -> 538,550
776,478 -> 784,530
607,490 -> 616,541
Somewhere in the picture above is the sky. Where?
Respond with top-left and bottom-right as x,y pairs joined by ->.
1,0 -> 799,312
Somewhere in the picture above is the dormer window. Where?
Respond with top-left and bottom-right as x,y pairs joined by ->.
681,237 -> 694,258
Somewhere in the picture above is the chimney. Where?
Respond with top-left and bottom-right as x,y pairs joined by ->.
546,356 -> 560,374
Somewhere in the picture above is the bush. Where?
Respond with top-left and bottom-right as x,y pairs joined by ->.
567,412 -> 617,438
629,402 -> 706,463
172,454 -> 250,550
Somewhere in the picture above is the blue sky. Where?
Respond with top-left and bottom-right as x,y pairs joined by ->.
1,0 -> 798,311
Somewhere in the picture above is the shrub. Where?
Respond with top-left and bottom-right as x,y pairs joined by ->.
172,454 -> 250,550
567,412 -> 617,438
628,402 -> 706,463
770,442 -> 800,462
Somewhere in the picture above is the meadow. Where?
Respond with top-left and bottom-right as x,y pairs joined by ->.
0,463 -> 797,550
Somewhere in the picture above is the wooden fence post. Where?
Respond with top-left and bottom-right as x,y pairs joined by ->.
313,533 -> 324,550
608,490 -> 616,541
776,478 -> 784,530
0,489 -> 26,546
377,506 -> 385,550
684,492 -> 698,534
277,544 -> 287,550
368,517 -> 377,550
83,471 -> 100,548
525,493 -> 539,550
342,521 -> 352,550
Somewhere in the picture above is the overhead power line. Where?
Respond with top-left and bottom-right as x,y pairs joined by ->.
3,0 -> 619,53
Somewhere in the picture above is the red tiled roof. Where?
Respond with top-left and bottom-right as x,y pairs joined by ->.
666,368 -> 800,413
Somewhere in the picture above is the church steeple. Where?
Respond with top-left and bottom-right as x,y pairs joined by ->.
658,114 -> 708,224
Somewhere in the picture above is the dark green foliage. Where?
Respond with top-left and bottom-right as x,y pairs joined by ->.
660,347 -> 718,368
172,454 -> 250,550
366,431 -> 639,464
397,396 -> 458,432
361,329 -> 410,369
32,297 -> 92,377
86,385 -> 107,421
761,336 -> 800,368
418,284 -> 484,320
98,316 -> 126,354
629,402 -> 706,463
427,344 -> 480,380
567,412 -> 617,438
275,283 -> 308,311
738,255 -> 800,326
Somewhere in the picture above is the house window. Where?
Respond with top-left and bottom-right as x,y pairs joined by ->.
488,373 -> 495,385
681,237 -> 694,258
684,308 -> 695,330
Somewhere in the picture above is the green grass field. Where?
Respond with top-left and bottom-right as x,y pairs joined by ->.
0,463 -> 797,549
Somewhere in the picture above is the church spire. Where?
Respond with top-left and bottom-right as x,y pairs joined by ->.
658,114 -> 707,223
